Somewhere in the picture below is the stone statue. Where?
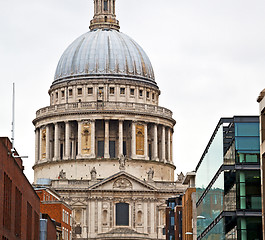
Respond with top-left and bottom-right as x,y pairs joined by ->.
119,155 -> 126,170
90,167 -> 97,180
58,169 -> 66,179
177,172 -> 184,182
147,168 -> 154,181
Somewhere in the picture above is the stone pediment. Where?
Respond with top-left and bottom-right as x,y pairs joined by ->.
89,171 -> 157,192
98,227 -> 149,239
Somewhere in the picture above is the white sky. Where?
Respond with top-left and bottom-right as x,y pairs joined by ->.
1,0 -> 265,183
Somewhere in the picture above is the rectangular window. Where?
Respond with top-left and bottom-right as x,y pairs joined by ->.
104,0 -> 108,11
120,88 -> 125,95
130,89 -> 135,96
236,171 -> 261,210
3,173 -> 12,230
69,89 -> 73,96
170,216 -> 175,226
123,141 -> 127,156
97,141 -> 104,158
139,89 -> 143,97
15,187 -> 22,237
116,203 -> 129,226
78,88 -> 82,95
109,141 -> 116,158
88,87 -> 93,95
146,91 -> 150,98
61,90 -> 65,98
34,211 -> 39,240
56,92 -> 58,99
110,87 -> 115,94
27,202 -> 32,240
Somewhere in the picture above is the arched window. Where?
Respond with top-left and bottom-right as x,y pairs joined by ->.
105,16 -> 108,22
116,203 -> 129,226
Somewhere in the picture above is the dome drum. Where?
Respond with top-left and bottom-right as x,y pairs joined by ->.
33,1 -> 180,239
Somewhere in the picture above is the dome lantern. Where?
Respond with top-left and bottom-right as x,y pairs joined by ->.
90,0 -> 120,31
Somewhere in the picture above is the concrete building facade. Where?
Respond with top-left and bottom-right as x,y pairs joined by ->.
33,0 -> 186,239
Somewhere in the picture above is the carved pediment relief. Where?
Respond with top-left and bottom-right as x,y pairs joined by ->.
89,171 -> 157,191
113,178 -> 132,190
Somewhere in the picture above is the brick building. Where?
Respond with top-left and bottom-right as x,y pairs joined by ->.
182,172 -> 196,240
35,188 -> 72,240
0,137 -> 40,240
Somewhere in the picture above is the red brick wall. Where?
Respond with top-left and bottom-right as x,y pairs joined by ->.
46,216 -> 57,240
40,202 -> 71,240
36,189 -> 59,202
0,137 -> 40,240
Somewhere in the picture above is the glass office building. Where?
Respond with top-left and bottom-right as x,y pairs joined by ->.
196,116 -> 262,239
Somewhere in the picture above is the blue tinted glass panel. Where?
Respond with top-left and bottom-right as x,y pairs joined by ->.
235,123 -> 259,137
171,216 -> 174,226
196,125 -> 223,201
197,172 -> 224,236
235,137 -> 260,151
203,218 -> 225,239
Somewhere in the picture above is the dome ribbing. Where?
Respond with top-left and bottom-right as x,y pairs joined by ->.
53,29 -> 155,86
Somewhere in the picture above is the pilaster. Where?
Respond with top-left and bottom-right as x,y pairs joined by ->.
119,120 -> 123,157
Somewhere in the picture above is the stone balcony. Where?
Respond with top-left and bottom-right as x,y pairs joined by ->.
35,101 -> 174,120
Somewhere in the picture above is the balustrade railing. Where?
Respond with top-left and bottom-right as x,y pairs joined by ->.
36,101 -> 173,118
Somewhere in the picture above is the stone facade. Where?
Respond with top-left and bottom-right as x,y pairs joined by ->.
33,0 -> 187,239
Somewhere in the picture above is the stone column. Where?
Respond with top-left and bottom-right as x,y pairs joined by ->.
65,121 -> 70,159
91,120 -> 96,158
39,127 -> 43,160
110,0 -> 113,13
144,202 -> 148,233
170,131 -> 173,163
46,125 -> 50,160
35,128 -> 39,163
144,123 -> 148,160
167,128 -> 171,163
152,124 -> 158,161
54,123 -> 60,160
77,121 -> 82,158
131,121 -> 136,159
119,120 -> 123,157
104,120 -> 110,158
161,125 -> 166,162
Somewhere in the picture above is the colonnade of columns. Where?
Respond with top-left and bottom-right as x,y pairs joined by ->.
35,120 -> 173,164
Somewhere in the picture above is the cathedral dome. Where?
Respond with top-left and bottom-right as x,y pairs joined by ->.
53,29 -> 156,86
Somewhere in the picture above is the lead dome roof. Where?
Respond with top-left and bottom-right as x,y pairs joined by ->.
53,29 -> 156,86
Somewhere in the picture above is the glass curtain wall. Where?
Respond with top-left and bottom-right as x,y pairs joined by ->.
196,124 -> 224,236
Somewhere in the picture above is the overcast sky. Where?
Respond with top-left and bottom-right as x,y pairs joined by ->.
1,0 -> 265,183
